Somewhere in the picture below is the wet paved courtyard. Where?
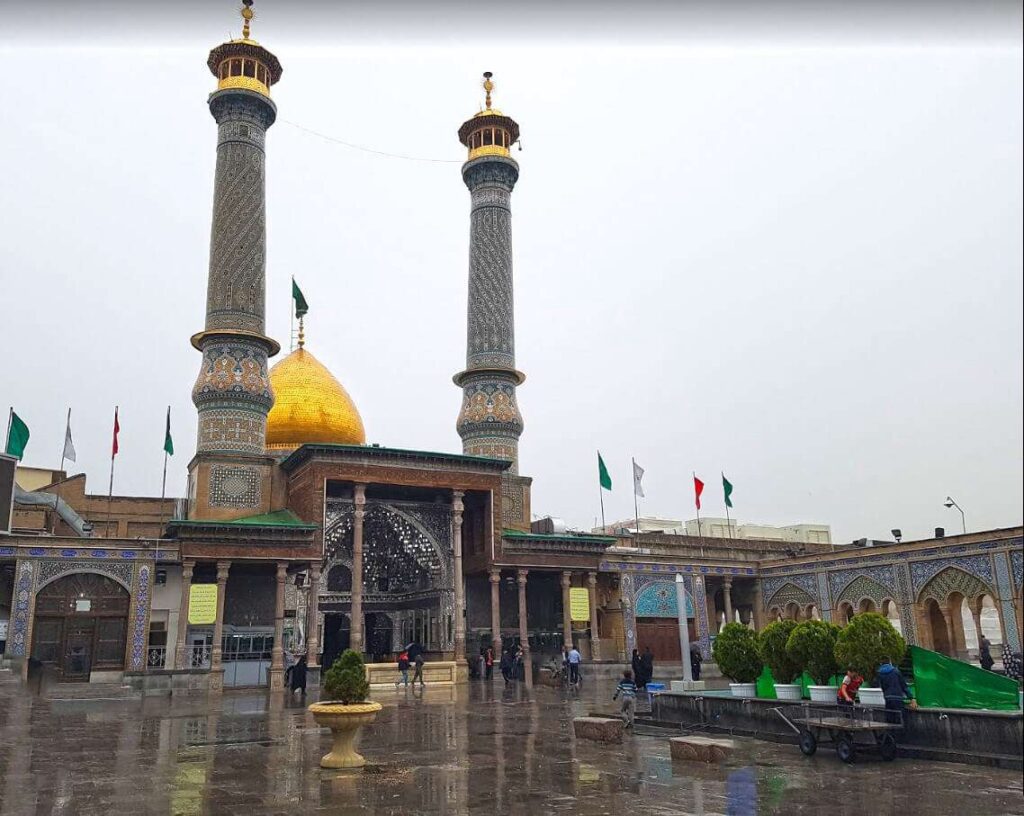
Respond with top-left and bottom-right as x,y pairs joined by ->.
0,676 -> 1021,815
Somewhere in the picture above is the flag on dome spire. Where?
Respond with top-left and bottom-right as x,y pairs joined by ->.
292,278 -> 308,319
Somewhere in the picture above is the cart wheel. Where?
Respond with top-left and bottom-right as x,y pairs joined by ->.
799,729 -> 818,756
878,733 -> 897,762
836,735 -> 856,763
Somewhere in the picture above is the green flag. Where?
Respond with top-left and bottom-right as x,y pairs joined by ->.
598,451 -> 612,491
5,411 -> 30,460
163,407 -> 174,456
722,474 -> 734,508
292,278 -> 309,319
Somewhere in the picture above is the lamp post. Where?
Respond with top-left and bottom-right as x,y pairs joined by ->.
943,497 -> 966,535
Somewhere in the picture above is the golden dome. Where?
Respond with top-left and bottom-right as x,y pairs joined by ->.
265,347 -> 365,451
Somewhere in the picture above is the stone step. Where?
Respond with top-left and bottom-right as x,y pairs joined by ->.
42,682 -> 140,701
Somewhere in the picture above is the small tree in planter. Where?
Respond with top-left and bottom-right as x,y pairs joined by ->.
757,620 -> 801,699
713,623 -> 761,698
787,619 -> 840,702
309,650 -> 381,769
834,613 -> 906,707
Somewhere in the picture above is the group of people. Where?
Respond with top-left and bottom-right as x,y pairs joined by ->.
499,645 -> 526,683
837,657 -> 913,723
394,642 -> 426,687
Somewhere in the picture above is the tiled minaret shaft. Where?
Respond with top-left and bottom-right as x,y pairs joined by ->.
454,74 -> 525,472
190,9 -> 283,456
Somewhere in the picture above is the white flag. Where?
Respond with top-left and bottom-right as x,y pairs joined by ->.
632,459 -> 645,498
63,423 -> 76,463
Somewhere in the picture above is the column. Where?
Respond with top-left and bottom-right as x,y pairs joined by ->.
489,569 -> 502,658
452,491 -> 466,661
970,598 -> 985,657
723,577 -> 734,625
941,604 -> 957,658
209,560 -> 230,690
752,579 -> 765,631
175,560 -> 195,669
587,572 -> 600,661
560,571 -> 573,650
517,569 -> 531,686
351,484 -> 366,654
306,564 -> 321,669
270,561 -> 287,690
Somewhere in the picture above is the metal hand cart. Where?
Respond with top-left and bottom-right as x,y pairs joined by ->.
772,705 -> 903,763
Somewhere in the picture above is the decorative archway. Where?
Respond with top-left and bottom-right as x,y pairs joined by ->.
634,581 -> 696,662
31,572 -> 130,682
765,583 -> 815,613
925,598 -> 952,656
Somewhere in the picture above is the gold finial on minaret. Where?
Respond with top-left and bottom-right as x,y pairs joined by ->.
297,316 -> 305,349
483,71 -> 494,110
241,0 -> 254,40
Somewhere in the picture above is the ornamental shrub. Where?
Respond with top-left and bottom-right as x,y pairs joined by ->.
833,612 -> 906,680
786,619 -> 841,685
322,648 -> 370,704
712,622 -> 762,684
757,620 -> 800,684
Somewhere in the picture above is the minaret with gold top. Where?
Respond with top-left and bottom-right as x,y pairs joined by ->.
454,73 -> 525,472
189,1 -> 282,518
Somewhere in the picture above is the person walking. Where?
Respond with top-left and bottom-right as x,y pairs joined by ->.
499,649 -> 513,684
485,647 -> 494,680
690,644 -> 703,682
613,669 -> 637,728
640,646 -> 654,690
407,641 -> 426,687
477,648 -> 487,680
290,655 -> 308,696
395,650 -> 410,688
631,648 -> 642,688
567,644 -> 582,687
513,645 -> 525,681
874,657 -> 912,724
979,635 -> 994,671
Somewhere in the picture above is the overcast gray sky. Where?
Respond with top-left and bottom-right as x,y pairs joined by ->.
2,2 -> 1021,544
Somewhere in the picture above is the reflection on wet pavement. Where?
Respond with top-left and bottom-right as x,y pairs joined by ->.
0,678 -> 1021,815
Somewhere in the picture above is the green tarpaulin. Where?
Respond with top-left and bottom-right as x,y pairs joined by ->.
910,646 -> 1020,711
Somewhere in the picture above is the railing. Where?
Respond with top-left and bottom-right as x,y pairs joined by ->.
188,645 -> 212,669
146,646 -> 167,669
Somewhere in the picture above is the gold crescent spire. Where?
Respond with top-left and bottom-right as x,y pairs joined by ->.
483,71 -> 494,110
241,0 -> 254,40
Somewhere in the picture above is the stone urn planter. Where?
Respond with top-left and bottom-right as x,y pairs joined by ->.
809,685 -> 836,704
309,701 -> 383,769
729,682 -> 757,699
774,683 -> 802,702
857,687 -> 886,707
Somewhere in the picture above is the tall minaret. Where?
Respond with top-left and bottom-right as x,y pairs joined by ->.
189,2 -> 282,517
454,73 -> 525,472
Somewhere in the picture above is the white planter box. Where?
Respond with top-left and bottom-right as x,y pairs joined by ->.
858,687 -> 886,707
729,682 -> 756,699
809,685 -> 835,704
774,683 -> 802,701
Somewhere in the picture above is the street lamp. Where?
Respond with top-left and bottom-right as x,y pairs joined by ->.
943,497 -> 966,535
891,529 -> 902,543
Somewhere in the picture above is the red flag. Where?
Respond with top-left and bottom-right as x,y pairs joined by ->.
694,475 -> 705,510
111,407 -> 120,457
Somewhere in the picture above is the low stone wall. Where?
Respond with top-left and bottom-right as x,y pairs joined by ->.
124,669 -> 211,696
650,692 -> 1023,768
365,660 -> 462,687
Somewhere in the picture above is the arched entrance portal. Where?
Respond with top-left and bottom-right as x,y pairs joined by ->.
30,572 -> 130,682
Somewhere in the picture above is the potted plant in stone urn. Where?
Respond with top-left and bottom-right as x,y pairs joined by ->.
787,619 -> 841,703
758,620 -> 801,700
713,622 -> 762,698
309,649 -> 382,768
833,612 -> 906,708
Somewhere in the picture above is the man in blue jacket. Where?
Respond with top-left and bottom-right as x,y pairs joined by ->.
874,657 -> 912,724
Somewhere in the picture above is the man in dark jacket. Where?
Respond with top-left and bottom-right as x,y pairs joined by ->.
874,658 -> 912,724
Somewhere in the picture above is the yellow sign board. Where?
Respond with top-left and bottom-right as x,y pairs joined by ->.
569,587 -> 590,622
187,584 -> 218,625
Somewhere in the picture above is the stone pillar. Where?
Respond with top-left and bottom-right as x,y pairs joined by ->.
209,561 -> 230,691
752,579 -> 765,631
970,598 -> 984,658
489,569 -> 502,658
270,561 -> 287,690
452,491 -> 466,661
175,560 -> 195,670
587,572 -> 600,661
306,564 -> 321,669
560,571 -> 573,650
723,577 -> 734,625
942,604 -> 957,658
517,569 -> 531,686
351,484 -> 366,654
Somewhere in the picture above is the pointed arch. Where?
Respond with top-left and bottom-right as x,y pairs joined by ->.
918,567 -> 992,605
765,582 -> 814,610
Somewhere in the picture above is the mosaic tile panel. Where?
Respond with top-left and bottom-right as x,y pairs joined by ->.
895,563 -> 917,644
128,564 -> 152,672
621,573 -> 636,658
994,552 -> 1020,651
834,575 -> 894,608
8,561 -> 35,657
634,580 -> 695,618
762,573 -> 817,607
918,567 -> 989,604
909,554 -> 994,593
36,559 -> 133,591
828,565 -> 896,603
209,464 -> 261,509
1011,549 -> 1023,591
816,572 -> 832,620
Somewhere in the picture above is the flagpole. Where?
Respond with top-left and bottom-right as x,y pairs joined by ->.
693,471 -> 703,538
4,407 -> 11,454
632,457 -> 640,537
106,406 -> 117,538
722,471 -> 732,539
53,407 -> 71,535
598,479 -> 606,532
290,277 -> 295,352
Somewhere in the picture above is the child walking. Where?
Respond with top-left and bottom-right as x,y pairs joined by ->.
613,669 -> 637,728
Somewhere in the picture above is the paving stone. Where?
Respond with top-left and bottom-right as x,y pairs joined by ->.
573,716 -> 624,743
670,735 -> 736,763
